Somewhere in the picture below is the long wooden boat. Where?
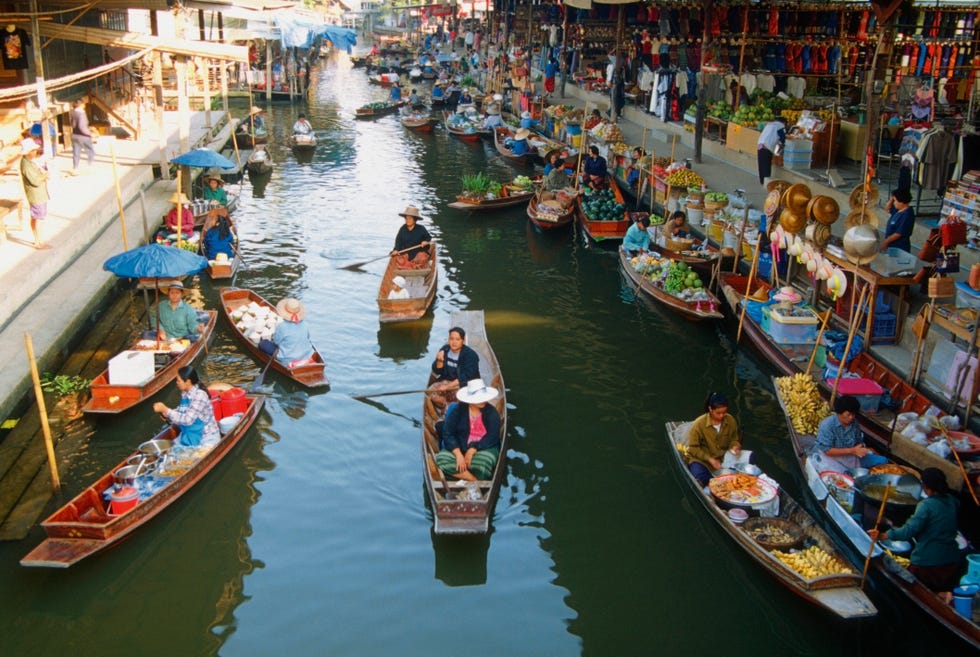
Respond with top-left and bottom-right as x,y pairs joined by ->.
233,130 -> 267,149
443,110 -> 488,141
771,377 -> 980,649
355,99 -> 406,119
193,200 -> 239,230
576,176 -> 632,242
527,193 -> 575,231
421,310 -> 507,534
401,113 -> 438,132
620,249 -> 723,321
245,147 -> 274,175
665,420 -> 877,619
219,288 -> 329,388
82,311 -> 217,414
21,394 -> 264,568
367,73 -> 399,87
493,126 -> 536,168
376,243 -> 438,323
448,184 -> 536,211
288,133 -> 318,150
718,272 -> 946,452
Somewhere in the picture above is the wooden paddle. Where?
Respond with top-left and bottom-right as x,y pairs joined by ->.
351,387 -> 436,400
862,483 -> 891,588
425,437 -> 454,500
338,245 -> 423,271
249,346 -> 278,393
930,416 -> 979,506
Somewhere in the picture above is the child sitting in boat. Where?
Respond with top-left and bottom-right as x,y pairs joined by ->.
388,275 -> 411,300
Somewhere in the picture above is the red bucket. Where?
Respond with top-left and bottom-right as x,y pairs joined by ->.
109,486 -> 139,515
220,387 -> 247,417
210,392 -> 224,421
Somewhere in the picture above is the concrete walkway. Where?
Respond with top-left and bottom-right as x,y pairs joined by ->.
0,110 -> 235,423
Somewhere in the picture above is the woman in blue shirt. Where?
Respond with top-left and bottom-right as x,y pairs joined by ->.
881,188 -> 915,253
272,298 -> 314,367
582,145 -> 608,188
435,378 -> 501,481
623,215 -> 651,255
510,128 -> 531,157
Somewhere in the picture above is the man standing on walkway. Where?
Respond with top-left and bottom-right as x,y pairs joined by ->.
69,98 -> 96,175
19,138 -> 49,249
756,117 -> 786,186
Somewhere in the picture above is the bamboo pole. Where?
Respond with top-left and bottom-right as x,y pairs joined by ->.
908,300 -> 934,384
176,173 -> 184,250
670,135 -> 677,162
228,112 -> 242,171
731,203 -> 749,272
574,102 -> 589,191
24,332 -> 59,493
736,235 -> 764,343
830,284 -> 870,407
932,417 -> 979,505
109,138 -> 128,251
861,484 -> 891,588
733,15 -> 749,115
649,146 -> 656,216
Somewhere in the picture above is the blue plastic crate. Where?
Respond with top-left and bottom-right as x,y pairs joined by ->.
872,312 -> 897,340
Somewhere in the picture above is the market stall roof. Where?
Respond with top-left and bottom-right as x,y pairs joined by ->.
37,22 -> 247,61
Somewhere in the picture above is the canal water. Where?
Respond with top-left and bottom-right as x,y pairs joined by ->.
0,53 -> 972,657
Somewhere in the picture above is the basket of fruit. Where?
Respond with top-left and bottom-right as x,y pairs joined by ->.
741,517 -> 804,550
704,192 -> 729,211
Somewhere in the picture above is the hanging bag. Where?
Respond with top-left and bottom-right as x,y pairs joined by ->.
940,216 -> 967,247
917,227 -> 942,261
936,248 -> 960,274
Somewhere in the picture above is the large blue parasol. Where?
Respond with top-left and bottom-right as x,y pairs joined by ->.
104,243 -> 207,279
170,148 -> 236,169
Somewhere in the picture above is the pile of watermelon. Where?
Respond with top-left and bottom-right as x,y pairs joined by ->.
581,189 -> 625,222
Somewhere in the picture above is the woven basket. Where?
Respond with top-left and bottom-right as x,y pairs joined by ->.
928,276 -> 955,298
741,517 -> 804,550
665,237 -> 694,251
704,200 -> 726,212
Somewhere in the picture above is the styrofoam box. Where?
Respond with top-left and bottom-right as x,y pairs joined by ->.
108,350 -> 155,386
955,282 -> 980,310
765,306 -> 818,344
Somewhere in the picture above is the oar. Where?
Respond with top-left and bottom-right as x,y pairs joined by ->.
338,245 -> 422,271
862,483 -> 891,588
930,416 -> 980,505
352,386 -> 436,400
249,346 -> 278,394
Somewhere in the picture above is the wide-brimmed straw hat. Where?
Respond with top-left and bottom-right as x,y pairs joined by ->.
214,252 -> 229,262
848,182 -> 879,210
781,183 -> 812,216
807,195 -> 840,225
778,207 -> 806,234
168,192 -> 191,205
167,281 -> 185,291
248,106 -> 265,116
456,378 -> 499,404
204,173 -> 225,185
514,128 -> 531,141
276,297 -> 306,323
20,138 -> 39,155
486,103 -> 501,115
766,179 -> 792,194
399,206 -> 424,219
843,206 -> 879,230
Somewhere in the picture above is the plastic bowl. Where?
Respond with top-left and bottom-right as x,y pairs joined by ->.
728,508 -> 749,524
218,413 -> 243,435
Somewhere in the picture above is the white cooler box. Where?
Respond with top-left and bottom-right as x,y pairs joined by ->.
108,350 -> 155,386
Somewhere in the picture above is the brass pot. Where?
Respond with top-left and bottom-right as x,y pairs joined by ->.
807,195 -> 840,226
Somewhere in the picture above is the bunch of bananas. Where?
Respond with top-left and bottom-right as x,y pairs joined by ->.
884,549 -> 911,568
774,374 -> 829,435
773,546 -> 854,579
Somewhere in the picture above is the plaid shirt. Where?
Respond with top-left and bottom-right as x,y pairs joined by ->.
166,385 -> 219,445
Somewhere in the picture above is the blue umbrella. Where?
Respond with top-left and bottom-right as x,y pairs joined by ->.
104,243 -> 207,279
170,148 -> 236,169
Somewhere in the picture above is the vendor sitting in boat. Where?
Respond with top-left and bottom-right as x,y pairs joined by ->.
584,108 -> 603,130
388,275 -> 411,300
202,214 -> 235,261
391,205 -> 432,269
582,145 -> 608,189
626,147 -> 645,189
482,104 -> 503,130
152,366 -> 220,448
202,174 -> 229,207
408,88 -> 423,108
151,281 -> 203,342
623,215 -> 651,256
432,82 -> 446,102
292,112 -> 313,135
238,106 -> 266,134
390,80 -> 402,102
436,378 -> 502,481
667,210 -> 690,239
164,192 -> 195,236
457,88 -> 474,107
430,326 -> 482,406
686,392 -> 744,486
543,152 -> 571,194
811,395 -> 888,469
519,110 -> 537,130
271,298 -> 315,368
510,128 -> 531,157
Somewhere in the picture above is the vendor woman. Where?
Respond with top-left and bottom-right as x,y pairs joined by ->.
152,366 -> 220,448
686,392 -> 743,486
811,395 -> 887,469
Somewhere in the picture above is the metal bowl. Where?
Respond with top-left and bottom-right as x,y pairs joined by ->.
846,467 -> 870,479
113,465 -> 143,486
126,453 -> 159,476
139,438 -> 174,457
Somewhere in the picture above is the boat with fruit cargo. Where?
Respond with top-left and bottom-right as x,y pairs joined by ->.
421,309 -> 507,535
527,192 -> 576,231
576,179 -> 631,242
219,288 -> 329,388
355,99 -> 406,119
82,311 -> 218,414
447,174 -> 537,211
771,375 -> 980,650
621,250 -> 723,321
21,392 -> 265,568
376,243 -> 438,323
665,420 -> 877,619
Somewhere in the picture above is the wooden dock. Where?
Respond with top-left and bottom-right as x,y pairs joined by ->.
0,290 -> 147,540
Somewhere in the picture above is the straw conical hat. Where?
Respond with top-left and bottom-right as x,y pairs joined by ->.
843,206 -> 879,230
168,192 -> 190,205
807,195 -> 840,226
766,179 -> 792,194
781,183 -> 812,216
848,182 -> 879,210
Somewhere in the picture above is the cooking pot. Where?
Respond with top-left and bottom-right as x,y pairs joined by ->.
126,453 -> 159,476
854,473 -> 921,526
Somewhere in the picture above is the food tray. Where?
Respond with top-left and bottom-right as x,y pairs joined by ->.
708,473 -> 778,507
741,517 -> 804,550
869,464 -> 920,478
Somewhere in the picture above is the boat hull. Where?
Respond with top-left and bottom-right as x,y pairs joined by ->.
376,244 -> 438,323
619,250 -> 723,321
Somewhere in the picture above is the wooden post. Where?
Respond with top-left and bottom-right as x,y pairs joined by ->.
176,174 -> 184,250
228,112 -> 242,171
109,138 -> 128,250
139,189 -> 150,245
805,311 -> 833,377
24,332 -> 60,493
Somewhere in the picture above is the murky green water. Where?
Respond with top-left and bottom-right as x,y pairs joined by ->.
0,52 -> 973,657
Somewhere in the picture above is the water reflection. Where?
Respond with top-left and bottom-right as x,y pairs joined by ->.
248,169 -> 272,198
376,316 -> 434,363
430,532 -> 490,587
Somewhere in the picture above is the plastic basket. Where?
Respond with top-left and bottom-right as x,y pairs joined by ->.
872,313 -> 897,340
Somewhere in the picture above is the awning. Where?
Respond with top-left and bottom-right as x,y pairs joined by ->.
38,22 -> 247,61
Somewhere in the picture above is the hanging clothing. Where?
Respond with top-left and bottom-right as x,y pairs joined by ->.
917,128 -> 956,191
1,27 -> 30,69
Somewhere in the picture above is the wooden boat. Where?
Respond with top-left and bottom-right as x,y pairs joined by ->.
205,251 -> 240,280
421,310 -> 507,534
349,55 -> 368,68
619,249 -> 723,321
355,99 -> 406,119
443,110 -> 487,141
771,378 -> 980,649
376,244 -> 438,323
401,113 -> 439,132
448,184 -> 536,211
718,272 -> 946,452
219,288 -> 329,388
82,311 -> 217,414
288,133 -> 319,150
527,193 -> 575,231
233,130 -> 267,149
21,394 -> 264,568
493,126 -> 536,168
192,198 -> 239,230
245,146 -> 273,175
665,420 -> 877,619
367,73 -> 399,87
576,177 -> 632,242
